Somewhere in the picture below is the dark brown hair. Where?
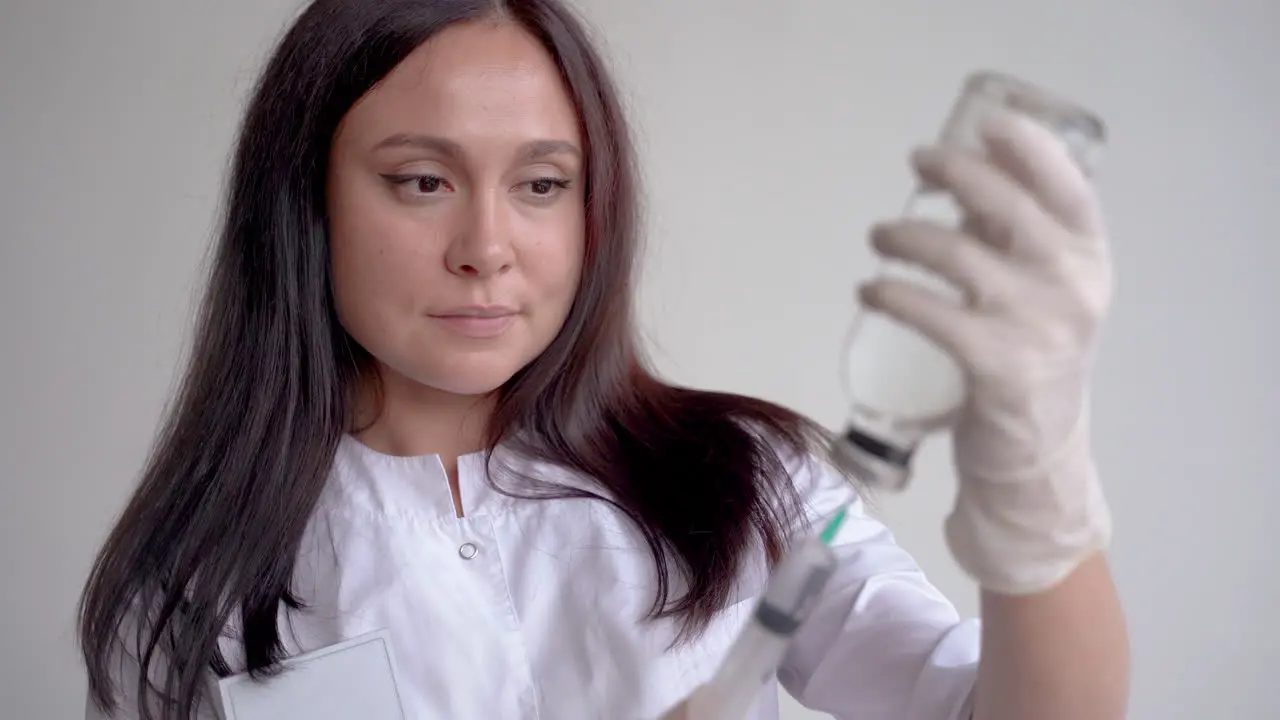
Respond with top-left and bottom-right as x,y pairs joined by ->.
78,1 -> 828,717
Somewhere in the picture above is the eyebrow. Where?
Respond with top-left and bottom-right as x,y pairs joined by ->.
372,134 -> 581,162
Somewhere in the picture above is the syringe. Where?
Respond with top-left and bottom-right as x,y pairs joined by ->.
659,505 -> 849,720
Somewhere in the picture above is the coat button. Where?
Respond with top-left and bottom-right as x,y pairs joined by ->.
458,542 -> 478,560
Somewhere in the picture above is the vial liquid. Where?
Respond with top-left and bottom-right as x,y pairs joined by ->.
829,71 -> 1106,492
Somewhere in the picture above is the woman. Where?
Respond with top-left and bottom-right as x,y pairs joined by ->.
78,0 -> 1130,718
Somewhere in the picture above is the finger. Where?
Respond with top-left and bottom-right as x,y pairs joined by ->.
870,220 -> 1020,309
911,145 -> 1058,263
981,110 -> 1106,236
859,278 -> 981,361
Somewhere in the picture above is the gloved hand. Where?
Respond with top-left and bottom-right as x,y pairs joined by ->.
862,110 -> 1114,595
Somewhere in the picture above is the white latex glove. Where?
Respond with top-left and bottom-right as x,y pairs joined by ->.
862,110 -> 1114,595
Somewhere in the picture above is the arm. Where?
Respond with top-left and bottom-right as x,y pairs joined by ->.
776,456 -> 980,720
860,111 -> 1133,718
973,554 -> 1129,720
774,459 -> 1130,720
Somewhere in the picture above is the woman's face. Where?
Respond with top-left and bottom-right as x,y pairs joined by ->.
327,21 -> 586,398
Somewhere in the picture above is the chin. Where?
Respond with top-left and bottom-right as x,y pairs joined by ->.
402,358 -> 529,398
368,339 -> 546,399
422,374 -> 511,397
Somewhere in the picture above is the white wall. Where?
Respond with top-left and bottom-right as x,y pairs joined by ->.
1,0 -> 1276,718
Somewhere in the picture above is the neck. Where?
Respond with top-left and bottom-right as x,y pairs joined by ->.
350,366 -> 496,465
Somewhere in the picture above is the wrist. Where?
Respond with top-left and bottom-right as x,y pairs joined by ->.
945,421 -> 1113,596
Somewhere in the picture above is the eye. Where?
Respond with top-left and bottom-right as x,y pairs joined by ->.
524,177 -> 572,198
383,173 -> 454,197
414,176 -> 446,194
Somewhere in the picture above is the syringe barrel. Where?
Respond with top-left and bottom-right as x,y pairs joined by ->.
682,537 -> 838,720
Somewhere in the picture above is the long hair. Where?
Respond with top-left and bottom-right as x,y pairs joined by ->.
78,1 -> 829,717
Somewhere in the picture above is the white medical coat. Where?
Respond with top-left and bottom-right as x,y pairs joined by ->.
88,435 -> 980,719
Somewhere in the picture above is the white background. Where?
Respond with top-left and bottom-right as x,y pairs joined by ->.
1,0 -> 1276,717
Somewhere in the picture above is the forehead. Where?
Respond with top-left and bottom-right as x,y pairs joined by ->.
340,21 -> 582,147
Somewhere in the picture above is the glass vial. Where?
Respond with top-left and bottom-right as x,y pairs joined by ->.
828,70 -> 1107,492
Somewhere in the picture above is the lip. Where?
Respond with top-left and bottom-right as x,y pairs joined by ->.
428,306 -> 518,339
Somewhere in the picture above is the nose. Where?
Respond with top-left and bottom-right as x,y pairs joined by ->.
445,189 -> 515,278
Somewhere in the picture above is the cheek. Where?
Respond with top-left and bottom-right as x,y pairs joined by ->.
524,215 -> 586,309
328,192 -> 443,322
